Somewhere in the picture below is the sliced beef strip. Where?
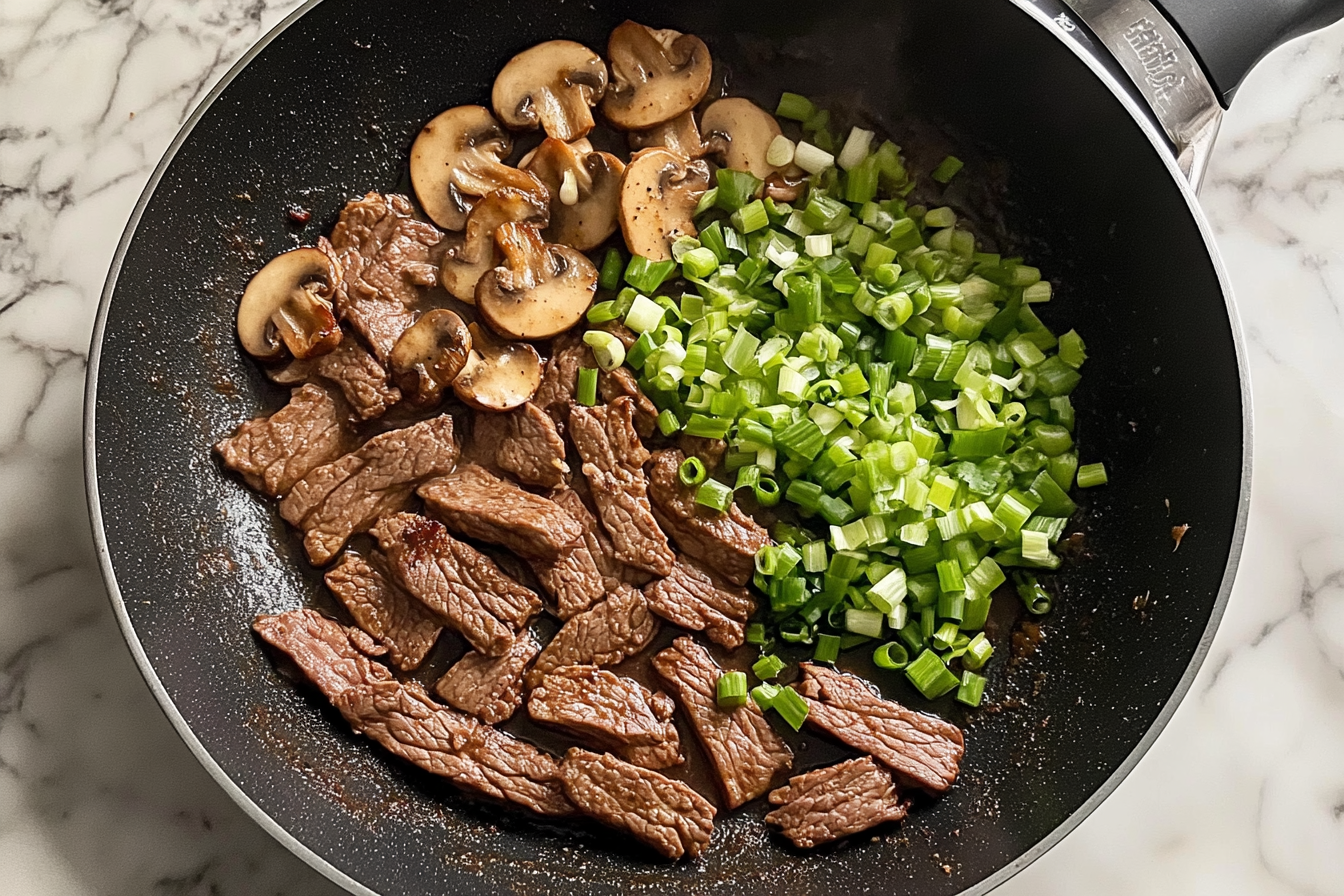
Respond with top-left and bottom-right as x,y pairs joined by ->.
568,399 -> 675,576
417,464 -> 581,562
433,632 -> 539,724
533,331 -> 591,431
279,415 -> 458,566
325,550 -> 441,671
597,366 -> 657,439
254,607 -> 571,817
643,555 -> 756,650
794,663 -> 965,794
677,434 -> 728,471
528,585 -> 659,687
215,383 -> 355,497
528,488 -> 610,620
327,193 -> 442,362
374,513 -> 541,657
528,665 -> 682,770
559,748 -> 715,860
566,476 -> 652,587
764,756 -> 910,849
472,402 -> 569,489
647,449 -> 771,586
267,336 -> 403,422
652,636 -> 793,809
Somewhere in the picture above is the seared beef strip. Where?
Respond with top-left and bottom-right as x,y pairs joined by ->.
568,399 -> 675,576
268,337 -> 403,422
528,488 -> 614,620
253,607 -> 571,816
652,637 -> 792,808
644,555 -> 756,649
215,383 -> 354,497
677,434 -> 727,471
279,415 -> 458,566
473,402 -> 568,489
327,193 -> 442,362
528,666 -> 682,770
418,464 -> 581,562
794,663 -> 965,794
533,330 -> 591,431
374,513 -> 541,656
529,585 -> 659,686
433,632 -> 539,724
597,366 -> 657,439
647,449 -> 770,586
559,748 -> 715,860
765,756 -> 910,848
325,550 -> 441,671
567,477 -> 652,587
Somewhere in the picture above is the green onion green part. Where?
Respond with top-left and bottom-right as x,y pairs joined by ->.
576,367 -> 598,407
716,671 -> 749,708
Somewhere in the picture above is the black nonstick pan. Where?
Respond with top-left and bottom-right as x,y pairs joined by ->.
84,0 -> 1342,894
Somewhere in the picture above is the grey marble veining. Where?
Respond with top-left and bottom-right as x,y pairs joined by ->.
2,0 -> 1343,893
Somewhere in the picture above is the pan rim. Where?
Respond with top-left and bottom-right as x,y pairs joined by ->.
81,1 -> 1253,894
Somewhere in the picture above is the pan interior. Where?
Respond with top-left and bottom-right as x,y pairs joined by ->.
89,0 -> 1244,894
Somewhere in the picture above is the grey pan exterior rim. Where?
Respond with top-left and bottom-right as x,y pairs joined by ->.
81,1 -> 1254,894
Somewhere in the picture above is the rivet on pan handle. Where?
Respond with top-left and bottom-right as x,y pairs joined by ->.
1060,0 -> 1223,189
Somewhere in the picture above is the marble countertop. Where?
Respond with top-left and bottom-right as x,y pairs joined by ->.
3,0 -> 1343,893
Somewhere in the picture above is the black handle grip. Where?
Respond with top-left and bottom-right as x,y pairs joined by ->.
1155,0 -> 1344,104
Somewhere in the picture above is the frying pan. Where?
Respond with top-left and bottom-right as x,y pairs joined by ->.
83,0 -> 1342,893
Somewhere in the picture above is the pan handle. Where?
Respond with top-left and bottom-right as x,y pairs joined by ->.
1059,0 -> 1344,189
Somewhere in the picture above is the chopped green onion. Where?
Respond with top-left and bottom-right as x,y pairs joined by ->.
775,92 -> 816,122
1058,329 -> 1087,368
931,155 -> 964,183
956,670 -> 987,707
873,641 -> 910,670
753,654 -> 787,680
717,671 -> 748,708
695,478 -> 734,513
623,294 -> 665,334
812,633 -> 841,664
715,168 -> 764,212
905,649 -> 960,699
598,248 -> 625,291
845,607 -> 885,638
794,141 -> 836,174
836,126 -> 875,170
582,330 -> 626,371
732,199 -> 770,233
771,686 -> 811,731
656,408 -> 681,436
751,682 -> 782,711
679,455 -> 708,487
1078,461 -> 1108,488
962,632 -> 994,670
746,623 -> 768,646
1014,572 -> 1053,614
576,367 -> 598,407
624,255 -> 678,294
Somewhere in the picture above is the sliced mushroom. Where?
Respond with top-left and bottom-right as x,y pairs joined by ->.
523,138 -> 627,251
475,222 -> 598,341
410,105 -> 542,231
492,40 -> 609,143
618,148 -> 712,262
452,322 -> 543,412
389,309 -> 472,405
439,187 -> 551,303
700,97 -> 789,180
601,22 -> 712,130
628,110 -> 705,159
236,247 -> 342,361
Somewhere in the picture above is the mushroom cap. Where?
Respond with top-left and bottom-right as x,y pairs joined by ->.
410,105 -> 542,231
491,40 -> 609,144
475,221 -> 598,341
389,308 -> 472,405
700,97 -> 786,180
601,22 -> 713,131
523,138 -> 627,251
618,147 -> 712,262
439,186 -> 551,303
236,247 -> 342,361
452,322 -> 543,412
628,110 -> 705,159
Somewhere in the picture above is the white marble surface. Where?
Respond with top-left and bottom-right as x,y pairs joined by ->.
2,0 -> 1343,893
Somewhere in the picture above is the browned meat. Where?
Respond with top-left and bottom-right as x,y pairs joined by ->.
529,585 -> 659,686
559,748 -> 715,860
568,399 -> 675,576
433,632 -> 539,724
325,551 -> 441,671
528,666 -> 682,770
215,383 -> 354,497
418,465 -> 582,562
267,337 -> 403,422
647,449 -> 771,586
677,434 -> 728,471
794,663 -> 965,794
598,366 -> 657,439
566,478 -> 653,588
533,331 -> 591,430
528,488 -> 609,619
374,513 -> 541,657
256,610 -> 571,816
327,193 -> 442,362
473,403 -> 568,489
764,757 -> 910,848
652,636 -> 793,809
644,555 -> 756,649
279,415 -> 458,565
